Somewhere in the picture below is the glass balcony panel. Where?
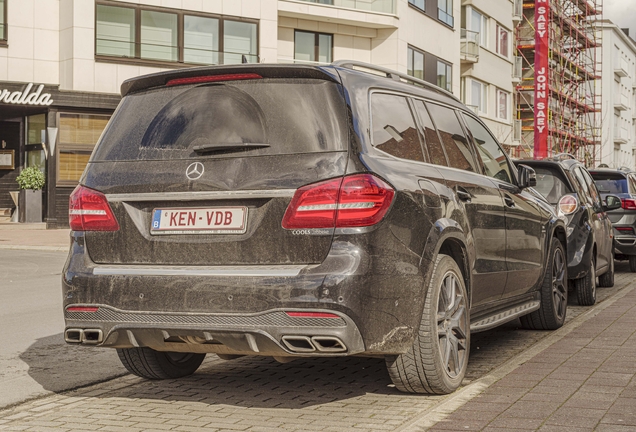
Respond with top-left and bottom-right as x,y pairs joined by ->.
294,0 -> 395,14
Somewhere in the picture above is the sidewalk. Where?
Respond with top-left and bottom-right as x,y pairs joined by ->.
421,280 -> 636,432
0,223 -> 70,252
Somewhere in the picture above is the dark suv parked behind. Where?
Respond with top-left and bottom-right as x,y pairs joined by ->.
514,156 -> 620,306
63,61 -> 567,395
589,167 -> 636,271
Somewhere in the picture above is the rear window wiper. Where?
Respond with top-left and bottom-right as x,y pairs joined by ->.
193,143 -> 270,154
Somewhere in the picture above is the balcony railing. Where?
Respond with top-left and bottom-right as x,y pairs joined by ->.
294,0 -> 395,14
460,29 -> 479,63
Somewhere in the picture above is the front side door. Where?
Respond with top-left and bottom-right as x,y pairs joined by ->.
461,114 -> 545,300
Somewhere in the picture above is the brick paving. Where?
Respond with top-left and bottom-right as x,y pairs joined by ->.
0,225 -> 634,431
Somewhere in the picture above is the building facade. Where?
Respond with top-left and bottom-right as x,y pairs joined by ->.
0,0 -> 464,227
459,0 -> 515,147
599,20 -> 636,170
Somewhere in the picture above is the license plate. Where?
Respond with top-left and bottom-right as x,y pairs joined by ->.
151,207 -> 248,235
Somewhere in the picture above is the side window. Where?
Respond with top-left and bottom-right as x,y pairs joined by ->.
427,103 -> 479,172
629,175 -> 636,194
371,94 -> 425,162
462,114 -> 512,183
573,167 -> 593,206
413,100 -> 448,166
580,168 -> 603,208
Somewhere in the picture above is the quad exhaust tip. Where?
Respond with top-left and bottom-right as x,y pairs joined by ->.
64,328 -> 103,344
281,335 -> 347,353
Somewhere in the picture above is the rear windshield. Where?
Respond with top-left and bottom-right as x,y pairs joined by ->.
92,78 -> 348,161
590,172 -> 630,194
533,167 -> 573,204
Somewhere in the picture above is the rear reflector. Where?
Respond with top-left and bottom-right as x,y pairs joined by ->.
66,306 -> 99,313
166,74 -> 262,87
69,185 -> 120,231
282,174 -> 395,229
616,227 -> 635,234
621,198 -> 636,210
558,195 -> 578,215
285,312 -> 340,319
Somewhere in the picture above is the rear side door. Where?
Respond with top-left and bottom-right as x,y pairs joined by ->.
461,114 -> 545,299
367,92 -> 446,258
426,103 -> 508,306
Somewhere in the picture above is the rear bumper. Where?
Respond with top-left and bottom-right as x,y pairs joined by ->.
614,235 -> 636,256
63,230 -> 427,356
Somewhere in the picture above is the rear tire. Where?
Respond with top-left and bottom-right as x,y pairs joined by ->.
598,255 -> 614,288
630,256 -> 636,273
575,257 -> 596,306
520,237 -> 567,330
117,347 -> 205,379
386,254 -> 469,394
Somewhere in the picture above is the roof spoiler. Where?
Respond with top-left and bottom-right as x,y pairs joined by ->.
120,64 -> 341,97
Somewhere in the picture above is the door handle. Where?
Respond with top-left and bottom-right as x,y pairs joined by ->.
504,196 -> 515,208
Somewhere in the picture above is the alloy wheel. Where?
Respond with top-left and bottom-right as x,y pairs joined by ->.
552,247 -> 567,320
437,271 -> 468,378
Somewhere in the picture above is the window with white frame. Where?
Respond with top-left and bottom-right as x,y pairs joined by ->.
497,89 -> 510,121
496,24 -> 509,57
437,60 -> 452,92
470,79 -> 488,115
469,8 -> 488,47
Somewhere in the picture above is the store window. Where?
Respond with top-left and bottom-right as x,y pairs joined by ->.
497,89 -> 509,121
294,30 -> 332,64
26,114 -> 46,171
496,24 -> 509,57
58,114 -> 110,185
0,0 -> 6,43
407,46 -> 425,80
438,0 -> 454,27
95,3 -> 258,65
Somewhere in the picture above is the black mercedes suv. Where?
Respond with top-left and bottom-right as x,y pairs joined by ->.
589,167 -> 636,271
63,61 -> 567,395
514,156 -> 620,306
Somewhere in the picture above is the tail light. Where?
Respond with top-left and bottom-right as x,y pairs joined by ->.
558,195 -> 578,215
621,198 -> 636,210
282,174 -> 395,229
69,185 -> 119,231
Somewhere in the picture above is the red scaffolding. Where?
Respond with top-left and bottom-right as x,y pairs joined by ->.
514,0 -> 602,164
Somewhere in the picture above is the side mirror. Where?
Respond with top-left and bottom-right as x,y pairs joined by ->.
518,164 -> 537,189
604,195 -> 622,212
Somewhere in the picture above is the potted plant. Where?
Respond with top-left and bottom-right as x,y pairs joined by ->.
16,166 -> 45,223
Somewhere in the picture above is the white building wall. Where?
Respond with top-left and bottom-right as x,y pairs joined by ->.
459,0 -> 514,145
600,22 -> 636,170
1,0 -> 463,101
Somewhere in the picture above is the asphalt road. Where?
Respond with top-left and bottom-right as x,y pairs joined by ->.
0,249 -> 125,409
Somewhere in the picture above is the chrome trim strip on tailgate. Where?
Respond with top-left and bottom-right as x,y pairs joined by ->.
93,265 -> 307,277
106,190 -> 296,202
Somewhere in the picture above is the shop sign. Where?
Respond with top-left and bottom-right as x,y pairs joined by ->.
0,83 -> 54,106
534,0 -> 549,159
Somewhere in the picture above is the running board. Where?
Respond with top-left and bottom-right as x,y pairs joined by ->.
470,300 -> 541,333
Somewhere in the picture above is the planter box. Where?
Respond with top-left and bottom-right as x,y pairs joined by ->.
19,189 -> 43,223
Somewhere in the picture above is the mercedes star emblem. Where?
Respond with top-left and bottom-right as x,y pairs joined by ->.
186,162 -> 204,180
